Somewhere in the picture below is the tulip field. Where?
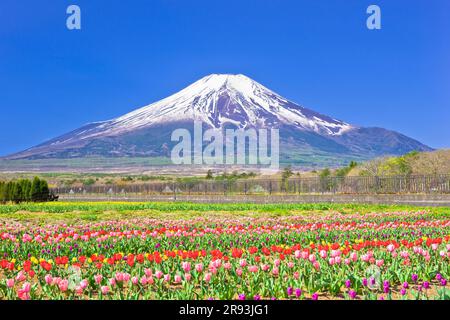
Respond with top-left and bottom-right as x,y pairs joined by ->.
0,202 -> 449,300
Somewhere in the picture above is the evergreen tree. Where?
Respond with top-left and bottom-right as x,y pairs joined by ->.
39,179 -> 50,201
0,178 -> 52,204
6,181 -> 14,202
30,177 -> 41,202
22,179 -> 32,201
0,181 -> 5,203
12,181 -> 23,203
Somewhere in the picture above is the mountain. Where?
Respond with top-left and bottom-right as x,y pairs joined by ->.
3,74 -> 432,166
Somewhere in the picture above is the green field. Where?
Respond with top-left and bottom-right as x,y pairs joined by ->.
0,201 -> 448,222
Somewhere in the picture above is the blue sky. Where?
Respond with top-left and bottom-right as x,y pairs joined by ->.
0,0 -> 449,156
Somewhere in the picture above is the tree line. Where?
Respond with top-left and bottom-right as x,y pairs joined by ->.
0,177 -> 56,203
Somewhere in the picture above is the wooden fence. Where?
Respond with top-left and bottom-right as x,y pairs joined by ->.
52,174 -> 450,196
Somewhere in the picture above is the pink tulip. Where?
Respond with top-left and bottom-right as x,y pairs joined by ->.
182,262 -> 191,272
154,270 -> 163,279
108,278 -> 116,286
100,286 -> 109,295
319,250 -> 327,259
52,277 -> 62,286
80,279 -> 88,290
210,267 -> 218,275
294,250 -> 301,259
144,268 -> 153,277
6,279 -> 14,288
184,273 -> 192,282
115,272 -> 124,282
213,259 -> 222,269
94,274 -> 103,284
239,259 -> 247,267
195,263 -> 203,272
163,274 -> 171,282
131,276 -> 139,285
248,265 -> 258,273
329,258 -> 336,265
17,283 -> 31,300
204,273 -> 212,282
16,271 -> 26,282
22,282 -> 31,292
174,275 -> 182,283
44,274 -> 53,285
58,279 -> 69,292
331,250 -> 339,258
236,268 -> 243,277
313,261 -> 320,270
272,267 -> 279,276
75,285 -> 83,295
308,254 -> 316,263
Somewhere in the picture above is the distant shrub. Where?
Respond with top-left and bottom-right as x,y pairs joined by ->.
83,178 -> 96,186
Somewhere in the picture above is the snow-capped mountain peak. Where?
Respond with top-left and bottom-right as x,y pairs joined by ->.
4,73 -> 432,162
87,73 -> 353,139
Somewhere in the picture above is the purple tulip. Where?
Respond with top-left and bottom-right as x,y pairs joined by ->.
345,279 -> 351,288
361,278 -> 368,287
295,288 -> 302,298
312,293 -> 319,300
287,287 -> 293,296
412,274 -> 418,282
348,290 -> 357,299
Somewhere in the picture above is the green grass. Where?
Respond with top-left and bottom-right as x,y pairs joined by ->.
0,201 -> 448,223
0,201 -> 447,215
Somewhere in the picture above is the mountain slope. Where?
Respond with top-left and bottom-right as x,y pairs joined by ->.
4,74 -> 432,165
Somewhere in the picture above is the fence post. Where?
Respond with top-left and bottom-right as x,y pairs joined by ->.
173,181 -> 176,201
